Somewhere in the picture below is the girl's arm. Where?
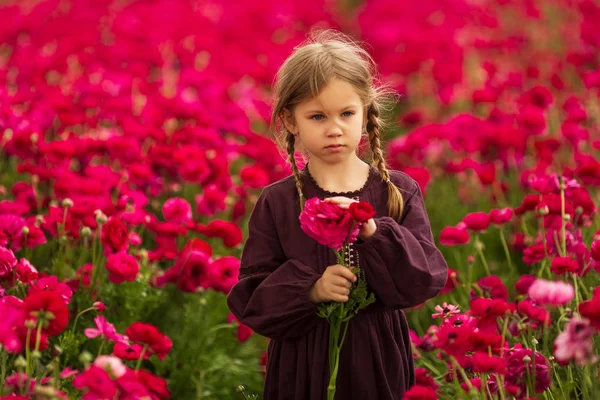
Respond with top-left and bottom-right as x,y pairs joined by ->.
226,189 -> 322,341
355,181 -> 448,309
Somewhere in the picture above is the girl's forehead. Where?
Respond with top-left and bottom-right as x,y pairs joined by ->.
298,79 -> 363,111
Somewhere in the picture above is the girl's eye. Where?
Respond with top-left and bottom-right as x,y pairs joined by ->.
310,111 -> 354,121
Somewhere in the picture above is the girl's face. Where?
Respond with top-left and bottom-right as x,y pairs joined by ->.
284,78 -> 366,164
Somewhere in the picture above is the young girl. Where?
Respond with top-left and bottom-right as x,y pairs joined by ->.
227,29 -> 448,400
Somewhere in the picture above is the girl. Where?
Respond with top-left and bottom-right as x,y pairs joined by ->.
227,29 -> 448,400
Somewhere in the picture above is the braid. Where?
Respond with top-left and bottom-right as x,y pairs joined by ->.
286,131 -> 306,211
367,103 -> 404,219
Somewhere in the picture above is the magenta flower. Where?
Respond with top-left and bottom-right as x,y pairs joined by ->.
528,279 -> 574,306
554,317 -> 597,365
84,316 -> 127,343
73,365 -> 118,400
0,246 -> 17,278
162,197 -> 192,224
299,198 -> 359,251
28,275 -> 73,304
489,207 -> 514,225
105,252 -> 139,284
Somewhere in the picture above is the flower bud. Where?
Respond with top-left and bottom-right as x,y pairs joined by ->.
523,355 -> 531,363
31,350 -> 41,360
25,319 -> 37,329
531,338 -> 538,346
138,249 -> 148,261
21,226 -> 29,235
3,128 -> 13,141
95,210 -> 107,224
79,351 -> 93,365
14,355 -> 27,369
31,132 -> 39,143
563,213 -> 571,221
35,215 -> 45,225
52,345 -> 63,357
80,226 -> 92,237
575,206 -> 583,215
236,385 -> 246,393
537,205 -> 549,216
199,297 -> 207,306
93,301 -> 106,312
62,198 -> 74,208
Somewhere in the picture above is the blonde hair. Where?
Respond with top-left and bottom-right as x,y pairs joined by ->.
270,29 -> 404,219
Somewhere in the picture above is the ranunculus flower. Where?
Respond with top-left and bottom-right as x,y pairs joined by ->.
228,313 -> 254,342
101,217 -> 129,255
162,198 -> 192,224
514,275 -> 536,295
403,385 -> 438,400
299,197 -> 358,251
15,259 -> 38,284
439,226 -> 470,246
554,317 -> 596,365
73,366 -> 118,400
84,316 -> 127,343
550,256 -> 580,275
28,276 -> 73,304
23,291 -> 69,336
489,207 -> 514,225
462,212 -> 490,231
528,279 -> 575,306
194,220 -> 243,248
210,256 -> 240,294
125,322 -> 172,361
93,355 -> 127,379
113,341 -> 145,360
0,246 -> 17,278
349,201 -> 375,223
578,288 -> 600,330
105,252 -> 139,284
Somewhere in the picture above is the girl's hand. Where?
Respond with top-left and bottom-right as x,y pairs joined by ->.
309,264 -> 357,303
324,196 -> 377,241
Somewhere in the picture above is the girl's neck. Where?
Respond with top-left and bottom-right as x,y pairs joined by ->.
306,156 -> 371,194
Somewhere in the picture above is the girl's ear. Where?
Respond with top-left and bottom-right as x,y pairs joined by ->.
282,108 -> 298,134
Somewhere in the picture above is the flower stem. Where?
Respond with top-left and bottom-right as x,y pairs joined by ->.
499,228 -> 515,274
135,344 -> 149,372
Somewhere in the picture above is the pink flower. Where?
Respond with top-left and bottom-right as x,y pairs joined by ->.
84,316 -> 127,343
554,317 -> 597,365
73,366 -> 118,400
431,302 -> 460,319
93,355 -> 127,379
0,246 -> 17,278
528,279 -> 575,306
105,252 -> 139,284
162,198 -> 192,224
299,197 -> 359,251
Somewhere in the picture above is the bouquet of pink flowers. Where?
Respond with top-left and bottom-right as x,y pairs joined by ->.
299,198 -> 377,400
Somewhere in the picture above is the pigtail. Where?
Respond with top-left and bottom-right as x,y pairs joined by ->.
285,130 -> 306,211
367,103 -> 404,219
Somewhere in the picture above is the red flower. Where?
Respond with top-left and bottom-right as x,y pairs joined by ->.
402,385 -> 438,400
125,322 -> 172,361
472,275 -> 508,300
0,246 -> 17,278
195,220 -> 243,248
101,217 -> 129,255
23,291 -> 69,337
514,275 -> 536,295
349,201 -> 375,223
462,212 -> 490,231
113,341 -> 145,360
439,226 -> 470,246
489,208 -> 514,225
579,289 -> 600,330
550,256 -> 580,275
210,256 -> 240,294
472,352 -> 507,374
105,252 -> 139,284
228,313 -> 253,342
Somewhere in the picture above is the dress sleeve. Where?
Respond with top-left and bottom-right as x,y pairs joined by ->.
226,189 -> 323,340
355,181 -> 448,309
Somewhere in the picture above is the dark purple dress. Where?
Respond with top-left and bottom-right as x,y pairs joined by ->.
226,165 -> 448,400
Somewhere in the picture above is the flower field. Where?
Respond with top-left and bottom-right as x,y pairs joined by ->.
1,0 -> 600,399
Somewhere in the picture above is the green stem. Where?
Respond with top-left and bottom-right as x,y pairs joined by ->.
135,344 -> 149,372
475,235 -> 491,276
560,178 -> 567,256
499,228 -> 515,275
71,306 -> 96,334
